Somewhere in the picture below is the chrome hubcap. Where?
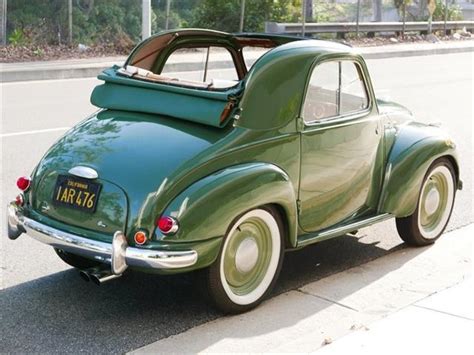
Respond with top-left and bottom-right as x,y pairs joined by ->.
424,187 -> 440,215
235,237 -> 259,273
219,209 -> 281,305
417,165 -> 455,239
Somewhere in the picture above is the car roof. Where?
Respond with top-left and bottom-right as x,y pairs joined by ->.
237,39 -> 362,131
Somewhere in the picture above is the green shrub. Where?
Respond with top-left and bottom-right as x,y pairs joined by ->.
432,0 -> 463,21
8,28 -> 26,46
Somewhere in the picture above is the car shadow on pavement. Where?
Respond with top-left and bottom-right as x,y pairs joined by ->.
0,229 -> 424,353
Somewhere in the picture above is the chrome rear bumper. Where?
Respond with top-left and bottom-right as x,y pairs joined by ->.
7,203 -> 198,274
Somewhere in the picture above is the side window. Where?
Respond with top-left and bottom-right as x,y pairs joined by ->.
302,61 -> 339,122
160,46 -> 239,86
340,62 -> 369,114
302,60 -> 369,123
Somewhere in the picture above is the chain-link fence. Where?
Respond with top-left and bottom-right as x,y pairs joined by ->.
0,0 -> 472,49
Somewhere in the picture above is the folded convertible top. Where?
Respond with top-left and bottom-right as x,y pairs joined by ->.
91,66 -> 241,128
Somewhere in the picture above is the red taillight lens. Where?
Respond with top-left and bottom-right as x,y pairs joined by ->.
16,176 -> 31,191
15,194 -> 24,206
157,216 -> 179,234
134,231 -> 147,245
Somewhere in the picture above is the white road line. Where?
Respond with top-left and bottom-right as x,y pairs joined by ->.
0,127 -> 71,138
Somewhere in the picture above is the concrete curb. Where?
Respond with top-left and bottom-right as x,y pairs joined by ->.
1,42 -> 473,83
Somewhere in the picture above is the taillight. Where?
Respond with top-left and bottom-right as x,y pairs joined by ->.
15,194 -> 24,206
156,216 -> 179,235
16,176 -> 31,191
134,231 -> 147,245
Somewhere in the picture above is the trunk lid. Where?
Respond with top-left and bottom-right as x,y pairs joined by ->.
32,110 -> 230,237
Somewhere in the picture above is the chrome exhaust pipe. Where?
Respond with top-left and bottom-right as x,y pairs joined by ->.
88,269 -> 122,286
79,266 -> 122,285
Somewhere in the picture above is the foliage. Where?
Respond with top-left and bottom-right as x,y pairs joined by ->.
71,0 -> 141,49
189,0 -> 361,32
432,0 -> 463,21
6,0 -> 68,44
6,0 -> 142,47
188,0 -> 343,33
6,0 -> 463,47
8,28 -> 26,46
393,0 -> 412,10
312,2 -> 350,22
189,0 -> 273,33
152,0 -> 200,31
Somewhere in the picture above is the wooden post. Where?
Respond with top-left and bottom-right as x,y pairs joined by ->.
142,0 -> 151,40
239,0 -> 245,32
0,0 -> 6,46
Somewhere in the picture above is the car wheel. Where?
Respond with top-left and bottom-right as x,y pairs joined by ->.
55,248 -> 102,270
396,158 -> 456,246
200,206 -> 284,314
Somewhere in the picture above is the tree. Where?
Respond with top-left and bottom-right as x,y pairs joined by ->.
190,0 -> 274,33
6,0 -> 142,46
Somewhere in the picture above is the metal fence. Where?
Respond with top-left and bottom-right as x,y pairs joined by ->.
265,20 -> 474,36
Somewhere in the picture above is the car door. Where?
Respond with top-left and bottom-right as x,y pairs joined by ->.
298,57 -> 384,232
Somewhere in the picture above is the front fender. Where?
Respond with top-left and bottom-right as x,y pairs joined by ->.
379,122 -> 460,217
158,162 -> 298,247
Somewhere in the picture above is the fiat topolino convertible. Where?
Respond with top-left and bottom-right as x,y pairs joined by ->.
7,29 -> 461,313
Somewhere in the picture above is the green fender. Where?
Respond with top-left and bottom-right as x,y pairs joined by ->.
158,162 -> 298,247
378,122 -> 460,217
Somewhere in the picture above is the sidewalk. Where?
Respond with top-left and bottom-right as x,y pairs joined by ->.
131,223 -> 473,354
317,279 -> 474,355
2,40 -> 473,83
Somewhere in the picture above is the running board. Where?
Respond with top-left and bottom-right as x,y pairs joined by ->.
297,213 -> 393,248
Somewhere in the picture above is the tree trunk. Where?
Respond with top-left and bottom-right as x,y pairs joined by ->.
373,0 -> 382,21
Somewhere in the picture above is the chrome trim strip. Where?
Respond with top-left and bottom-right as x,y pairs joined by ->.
297,213 -> 393,247
68,166 -> 99,179
7,204 -> 198,271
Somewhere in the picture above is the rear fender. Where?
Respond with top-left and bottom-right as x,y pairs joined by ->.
158,163 -> 298,247
378,123 -> 460,217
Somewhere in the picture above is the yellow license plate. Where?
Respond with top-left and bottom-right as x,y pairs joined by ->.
52,175 -> 101,213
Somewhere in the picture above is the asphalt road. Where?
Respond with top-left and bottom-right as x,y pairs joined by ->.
1,52 -> 472,353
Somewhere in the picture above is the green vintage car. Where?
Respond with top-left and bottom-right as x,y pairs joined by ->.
7,29 -> 461,313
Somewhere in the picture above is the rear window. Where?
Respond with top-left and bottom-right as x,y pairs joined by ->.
160,46 -> 239,89
242,46 -> 272,70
